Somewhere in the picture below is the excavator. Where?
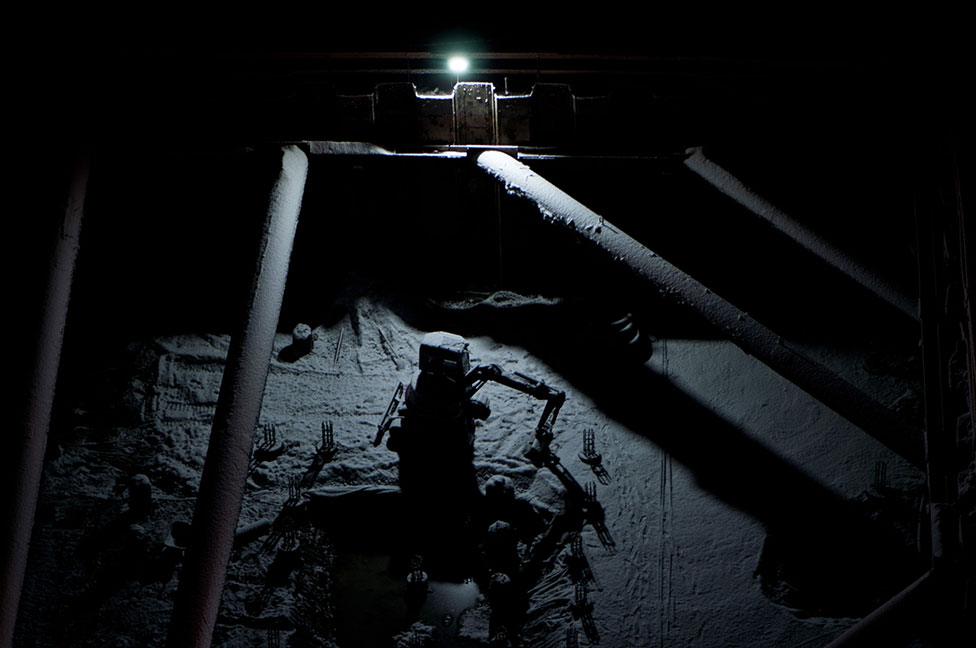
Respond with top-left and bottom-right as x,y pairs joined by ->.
375,331 -> 614,550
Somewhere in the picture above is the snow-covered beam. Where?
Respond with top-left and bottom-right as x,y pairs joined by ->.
1,155 -> 90,648
304,140 -> 684,162
822,570 -> 933,647
476,149 -> 924,467
683,147 -> 917,320
167,146 -> 308,648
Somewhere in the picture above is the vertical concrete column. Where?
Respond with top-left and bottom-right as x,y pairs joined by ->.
914,171 -> 966,645
454,82 -> 497,144
1,155 -> 90,648
167,145 -> 308,648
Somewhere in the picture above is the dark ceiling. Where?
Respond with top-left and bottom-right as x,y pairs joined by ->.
9,12 -> 970,384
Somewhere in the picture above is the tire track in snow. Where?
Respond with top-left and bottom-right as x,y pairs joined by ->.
659,450 -> 676,643
658,340 -> 677,645
594,407 -> 658,646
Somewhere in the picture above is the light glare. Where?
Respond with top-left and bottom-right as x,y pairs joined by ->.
447,56 -> 470,74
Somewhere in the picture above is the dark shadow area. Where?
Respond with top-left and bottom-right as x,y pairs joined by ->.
10,28 -> 969,646
391,292 -> 928,618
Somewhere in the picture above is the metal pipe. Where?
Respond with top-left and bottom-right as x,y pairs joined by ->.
477,150 -> 923,467
684,147 -> 917,320
822,570 -> 933,647
166,145 -> 308,648
1,155 -> 90,647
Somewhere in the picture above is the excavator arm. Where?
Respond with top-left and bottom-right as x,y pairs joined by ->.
465,364 -> 565,451
463,364 -> 615,550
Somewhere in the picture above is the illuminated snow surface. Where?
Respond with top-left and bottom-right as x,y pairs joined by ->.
21,293 -> 924,647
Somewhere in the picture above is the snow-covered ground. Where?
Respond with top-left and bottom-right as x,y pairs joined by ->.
18,293 -> 925,647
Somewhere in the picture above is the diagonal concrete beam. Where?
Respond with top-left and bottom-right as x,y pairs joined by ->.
1,155 -> 90,648
822,570 -> 933,647
683,147 -> 917,320
477,150 -> 923,468
166,146 -> 308,648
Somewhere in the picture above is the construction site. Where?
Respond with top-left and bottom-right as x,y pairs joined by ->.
4,20 -> 973,647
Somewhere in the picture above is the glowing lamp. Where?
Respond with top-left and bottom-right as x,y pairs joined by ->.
447,55 -> 470,74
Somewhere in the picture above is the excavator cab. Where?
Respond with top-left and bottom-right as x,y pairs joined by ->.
418,331 -> 470,381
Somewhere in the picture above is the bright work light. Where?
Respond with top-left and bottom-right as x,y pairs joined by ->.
447,55 -> 470,74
